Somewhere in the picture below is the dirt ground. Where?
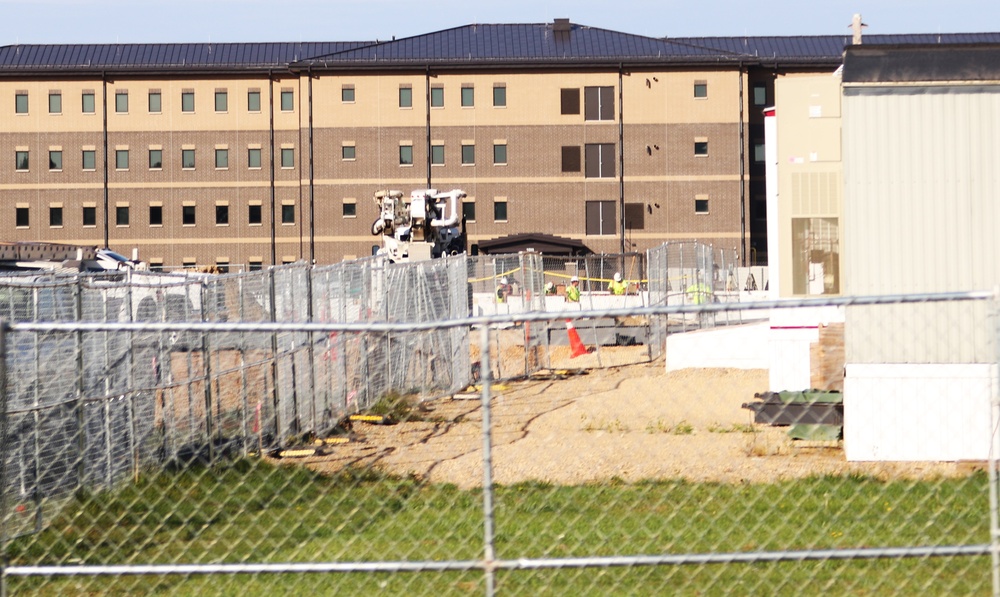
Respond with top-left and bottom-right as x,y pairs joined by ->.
298,357 -> 979,488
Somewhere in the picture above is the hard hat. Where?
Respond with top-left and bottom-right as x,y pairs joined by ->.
501,277 -> 508,284
570,276 -> 579,282
613,272 -> 622,282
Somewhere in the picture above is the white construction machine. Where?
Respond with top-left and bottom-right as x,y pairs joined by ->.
371,188 -> 467,262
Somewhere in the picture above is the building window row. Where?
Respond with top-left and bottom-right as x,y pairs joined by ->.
14,89 -> 294,115
561,143 -> 616,178
14,202 -> 296,229
14,146 -> 292,171
396,142 -> 508,167
398,83 -> 507,109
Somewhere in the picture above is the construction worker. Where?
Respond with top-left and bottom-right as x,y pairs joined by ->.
608,272 -> 627,295
496,276 -> 512,303
686,280 -> 713,305
565,276 -> 581,302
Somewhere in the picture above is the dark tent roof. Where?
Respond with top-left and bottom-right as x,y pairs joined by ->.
476,233 -> 590,256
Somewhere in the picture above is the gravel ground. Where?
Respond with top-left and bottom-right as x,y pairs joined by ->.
301,359 -> 978,488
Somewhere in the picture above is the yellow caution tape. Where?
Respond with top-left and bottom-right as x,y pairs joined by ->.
278,448 -> 317,458
349,414 -> 392,423
314,437 -> 352,445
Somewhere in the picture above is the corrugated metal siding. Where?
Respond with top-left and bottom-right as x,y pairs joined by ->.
791,172 -> 840,216
843,86 -> 1000,364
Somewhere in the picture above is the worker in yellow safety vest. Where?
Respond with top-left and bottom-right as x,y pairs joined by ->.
565,276 -> 581,302
608,272 -> 627,296
686,281 -> 713,305
496,276 -> 512,303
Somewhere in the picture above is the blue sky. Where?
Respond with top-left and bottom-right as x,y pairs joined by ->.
2,0 -> 996,44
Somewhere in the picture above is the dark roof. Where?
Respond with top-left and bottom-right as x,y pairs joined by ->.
476,233 -> 590,256
843,44 -> 1000,83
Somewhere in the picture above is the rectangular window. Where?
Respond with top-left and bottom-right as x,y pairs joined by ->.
493,85 -> 506,107
248,90 -> 261,112
248,260 -> 262,272
561,146 -> 581,172
216,260 -> 230,274
694,81 -> 708,98
148,91 -> 161,113
215,204 -> 229,225
248,148 -> 262,168
493,199 -> 507,222
560,88 -> 580,115
15,150 -> 29,171
215,148 -> 229,169
462,201 -> 476,222
399,145 -> 413,166
584,86 -> 614,121
15,206 -> 29,228
399,87 -> 412,108
753,84 -> 767,106
430,86 -> 444,107
82,92 -> 95,113
149,149 -> 162,169
15,92 -> 28,114
115,92 -> 128,113
281,148 -> 294,168
116,205 -> 129,226
82,149 -> 96,170
281,204 -> 295,224
181,91 -> 195,112
754,141 -> 765,163
493,144 -> 507,165
584,143 -> 615,178
248,204 -> 262,225
695,197 -> 709,213
182,204 -> 196,226
215,91 -> 228,112
49,150 -> 62,170
341,86 -> 355,102
280,90 -> 294,111
585,200 -> 615,235
49,92 -> 61,114
82,206 -> 96,227
624,202 -> 645,230
149,205 -> 163,226
792,217 -> 840,295
461,86 -> 474,107
182,149 -> 195,169
115,149 -> 129,170
342,146 -> 356,160
148,260 -> 163,272
342,201 -> 356,217
694,141 -> 709,156
461,144 -> 475,165
431,144 -> 444,165
49,206 -> 63,227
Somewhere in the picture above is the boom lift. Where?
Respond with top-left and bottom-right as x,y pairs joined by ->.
371,188 -> 466,262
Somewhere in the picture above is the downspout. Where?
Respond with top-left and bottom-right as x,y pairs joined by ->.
268,70 -> 276,267
425,66 -> 432,188
102,74 -> 109,249
308,68 -> 315,264
738,65 -> 747,266
618,65 -> 626,254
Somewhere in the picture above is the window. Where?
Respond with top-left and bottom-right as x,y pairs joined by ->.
493,85 -> 506,107
15,207 -> 29,228
148,260 -> 164,272
753,84 -> 767,106
342,86 -> 355,102
116,92 -> 128,113
149,205 -> 163,226
215,204 -> 229,225
695,197 -> 709,213
461,86 -> 474,107
280,90 -> 294,111
754,142 -> 765,163
493,144 -> 507,165
182,204 -> 196,226
82,206 -> 96,227
248,204 -> 262,225
561,146 -> 581,172
16,150 -> 29,171
430,87 -> 444,107
462,201 -> 476,222
792,217 -> 840,295
694,141 -> 709,156
216,260 -> 230,274
584,86 -> 614,121
342,201 -> 356,217
248,148 -> 262,169
585,200 -> 615,235
49,206 -> 63,227
115,149 -> 129,170
431,144 -> 444,165
148,91 -> 161,113
281,148 -> 294,168
116,205 -> 129,226
694,82 -> 708,98
399,87 -> 412,108
584,143 -> 615,178
399,145 -> 413,166
624,203 -> 645,230
82,92 -> 95,113
248,260 -> 262,272
215,148 -> 229,169
461,144 -> 475,165
15,92 -> 28,114
49,150 -> 62,171
342,145 -> 356,160
248,90 -> 261,112
149,149 -> 162,169
82,150 -> 96,170
182,149 -> 195,169
493,199 -> 507,222
560,88 -> 580,115
181,91 -> 195,112
281,204 -> 295,224
215,91 -> 228,112
49,92 -> 61,114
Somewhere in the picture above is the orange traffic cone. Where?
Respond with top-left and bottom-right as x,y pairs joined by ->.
566,319 -> 588,358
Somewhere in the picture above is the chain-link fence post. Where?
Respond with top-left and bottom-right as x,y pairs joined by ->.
479,322 -> 497,597
992,290 -> 1000,597
0,318 -> 7,597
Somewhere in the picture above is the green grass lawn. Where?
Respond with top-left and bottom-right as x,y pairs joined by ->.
3,459 -> 991,595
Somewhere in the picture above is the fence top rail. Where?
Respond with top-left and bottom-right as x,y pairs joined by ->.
4,290 -> 993,335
